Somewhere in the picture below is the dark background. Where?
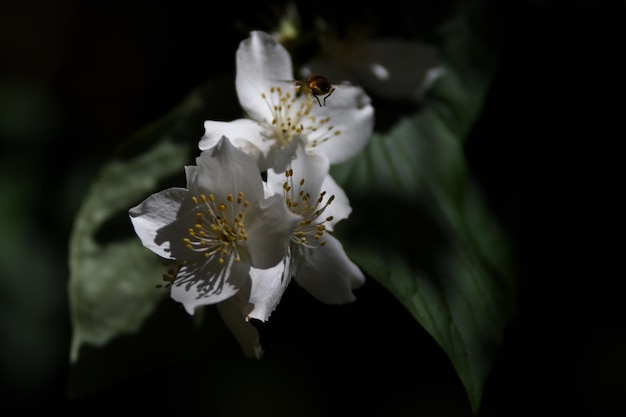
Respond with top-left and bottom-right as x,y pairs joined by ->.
1,0 -> 624,415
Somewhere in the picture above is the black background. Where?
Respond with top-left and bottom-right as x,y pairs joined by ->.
1,0 -> 624,415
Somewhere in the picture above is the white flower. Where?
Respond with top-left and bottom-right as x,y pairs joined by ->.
199,30 -> 375,173
245,144 -> 365,322
128,136 -> 301,316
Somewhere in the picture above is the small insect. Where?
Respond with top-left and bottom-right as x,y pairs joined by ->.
292,74 -> 337,107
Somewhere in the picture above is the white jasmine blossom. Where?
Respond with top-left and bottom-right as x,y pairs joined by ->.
200,30 -> 374,173
246,144 -> 365,322
128,136 -> 301,316
128,31 -> 373,358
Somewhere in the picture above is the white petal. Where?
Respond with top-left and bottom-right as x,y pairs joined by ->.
247,257 -> 291,322
320,174 -> 352,230
266,140 -> 329,194
201,121 -> 274,173
236,31 -> 294,122
267,146 -> 352,231
193,136 -> 264,203
216,292 -> 263,359
155,205 -> 211,262
200,119 -> 261,150
170,255 -> 249,314
292,234 -> 365,304
263,175 -> 282,198
265,134 -> 305,174
128,187 -> 187,259
184,165 -> 196,188
245,193 -> 301,269
306,86 -> 374,165
288,144 -> 330,196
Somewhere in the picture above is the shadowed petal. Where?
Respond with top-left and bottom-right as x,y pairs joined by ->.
292,234 -> 365,304
170,254 -> 249,314
129,187 -> 187,259
246,194 -> 301,269
192,136 -> 264,203
217,289 -> 263,359
200,120 -> 273,171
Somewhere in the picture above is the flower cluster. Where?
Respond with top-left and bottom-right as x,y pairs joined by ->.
129,30 -> 374,357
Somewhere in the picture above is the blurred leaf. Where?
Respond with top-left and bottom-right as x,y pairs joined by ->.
67,139 -> 186,363
68,75 -> 240,366
331,2 -> 515,414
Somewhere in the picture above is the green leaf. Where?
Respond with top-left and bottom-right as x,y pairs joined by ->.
68,75 -> 240,364
331,2 -> 515,414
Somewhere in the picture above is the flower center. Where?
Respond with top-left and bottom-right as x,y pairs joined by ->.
260,85 -> 342,149
281,168 -> 334,249
183,192 -> 250,264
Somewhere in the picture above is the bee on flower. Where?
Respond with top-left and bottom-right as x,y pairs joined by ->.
199,30 -> 375,173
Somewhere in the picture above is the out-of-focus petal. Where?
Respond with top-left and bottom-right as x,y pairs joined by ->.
360,39 -> 441,99
303,38 -> 441,100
